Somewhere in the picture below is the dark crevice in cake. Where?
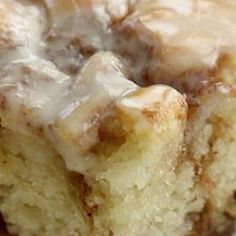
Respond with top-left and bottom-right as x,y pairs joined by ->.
69,172 -> 94,224
0,213 -> 11,236
189,203 -> 235,236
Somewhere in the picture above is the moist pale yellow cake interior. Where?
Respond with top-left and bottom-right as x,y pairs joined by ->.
0,0 -> 236,236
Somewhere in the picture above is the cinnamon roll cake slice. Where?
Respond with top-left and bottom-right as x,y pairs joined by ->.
0,0 -> 236,236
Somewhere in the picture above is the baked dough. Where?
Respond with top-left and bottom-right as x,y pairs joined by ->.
0,0 -> 235,236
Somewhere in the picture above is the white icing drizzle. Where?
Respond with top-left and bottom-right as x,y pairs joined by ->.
2,0 -> 234,174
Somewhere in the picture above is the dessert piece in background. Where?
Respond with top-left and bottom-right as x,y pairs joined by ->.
123,0 -> 236,87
